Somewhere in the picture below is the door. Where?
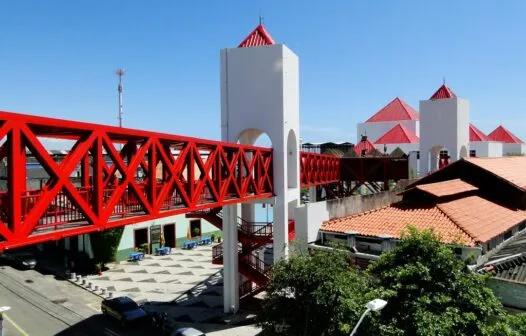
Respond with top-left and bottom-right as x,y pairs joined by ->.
134,228 -> 148,249
163,224 -> 176,248
190,220 -> 201,238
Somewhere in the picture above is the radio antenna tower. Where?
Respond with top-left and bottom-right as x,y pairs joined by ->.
115,68 -> 125,128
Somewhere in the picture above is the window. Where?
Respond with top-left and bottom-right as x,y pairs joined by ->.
469,150 -> 476,157
361,150 -> 366,157
504,230 -> 513,240
416,151 -> 420,159
332,234 -> 347,240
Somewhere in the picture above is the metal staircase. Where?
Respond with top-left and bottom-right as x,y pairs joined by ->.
187,208 -> 295,299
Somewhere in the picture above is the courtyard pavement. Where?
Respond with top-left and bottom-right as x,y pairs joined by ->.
69,244 -> 244,324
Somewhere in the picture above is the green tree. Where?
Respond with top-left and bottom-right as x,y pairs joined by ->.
258,246 -> 374,336
366,226 -> 504,336
484,313 -> 526,335
90,227 -> 124,266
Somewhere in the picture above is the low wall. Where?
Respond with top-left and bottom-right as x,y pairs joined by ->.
488,277 -> 526,310
295,188 -> 404,244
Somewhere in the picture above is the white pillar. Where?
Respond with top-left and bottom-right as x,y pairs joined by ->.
273,196 -> 289,262
308,187 -> 317,203
222,204 -> 239,313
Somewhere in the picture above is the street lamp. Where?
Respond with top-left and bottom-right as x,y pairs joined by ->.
350,299 -> 387,336
0,306 -> 11,336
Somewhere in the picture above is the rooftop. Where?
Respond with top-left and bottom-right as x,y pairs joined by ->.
238,24 -> 275,48
469,123 -> 489,142
374,123 -> 419,144
365,97 -> 419,123
429,84 -> 456,100
465,156 -> 526,190
487,125 -> 524,144
409,178 -> 478,198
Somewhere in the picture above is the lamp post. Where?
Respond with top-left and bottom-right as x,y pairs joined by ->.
350,299 -> 387,336
0,306 -> 11,336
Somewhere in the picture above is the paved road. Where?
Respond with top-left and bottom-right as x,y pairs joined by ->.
0,265 -> 148,336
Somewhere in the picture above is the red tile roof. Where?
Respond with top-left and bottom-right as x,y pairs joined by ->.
321,194 -> 526,246
430,84 -> 456,100
365,97 -> 419,123
374,124 -> 419,144
465,157 -> 526,190
353,138 -> 376,156
414,179 -> 478,198
321,203 -> 476,246
437,196 -> 526,243
487,125 -> 524,144
238,24 -> 275,48
470,124 -> 489,142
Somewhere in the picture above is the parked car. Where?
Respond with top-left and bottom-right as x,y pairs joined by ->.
101,296 -> 147,327
170,327 -> 206,336
1,251 -> 37,270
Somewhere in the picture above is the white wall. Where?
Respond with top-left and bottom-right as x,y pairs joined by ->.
116,214 -> 217,251
503,143 -> 526,156
469,141 -> 503,158
357,120 -> 419,143
419,97 -> 470,175
374,143 -> 419,155
294,201 -> 330,243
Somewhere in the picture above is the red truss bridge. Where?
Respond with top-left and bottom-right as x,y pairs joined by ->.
0,110 -> 340,251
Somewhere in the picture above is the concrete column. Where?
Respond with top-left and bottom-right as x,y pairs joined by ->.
308,187 -> 317,203
222,204 -> 239,313
273,196 -> 289,262
347,235 -> 356,248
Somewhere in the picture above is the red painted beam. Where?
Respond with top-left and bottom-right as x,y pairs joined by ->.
0,110 -> 274,251
300,152 -> 341,187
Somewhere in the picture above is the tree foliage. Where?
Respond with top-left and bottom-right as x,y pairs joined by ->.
90,227 -> 124,266
258,247 -> 373,336
366,227 -> 504,335
259,227 -> 522,335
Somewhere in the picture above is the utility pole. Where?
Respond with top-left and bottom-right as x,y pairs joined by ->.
115,68 -> 125,128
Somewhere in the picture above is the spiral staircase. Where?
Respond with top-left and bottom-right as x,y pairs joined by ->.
186,208 -> 295,299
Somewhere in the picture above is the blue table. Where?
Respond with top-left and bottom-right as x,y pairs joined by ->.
199,237 -> 212,245
155,246 -> 170,255
128,251 -> 144,261
183,240 -> 197,249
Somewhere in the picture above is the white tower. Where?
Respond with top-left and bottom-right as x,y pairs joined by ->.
220,24 -> 301,312
419,84 -> 470,175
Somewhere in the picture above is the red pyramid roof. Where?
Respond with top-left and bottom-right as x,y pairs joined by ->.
488,125 -> 524,144
238,24 -> 275,48
469,124 -> 489,142
374,124 -> 419,144
365,97 -> 419,123
430,84 -> 456,100
353,138 -> 376,155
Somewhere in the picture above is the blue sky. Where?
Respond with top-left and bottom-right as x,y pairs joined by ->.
1,0 -> 525,147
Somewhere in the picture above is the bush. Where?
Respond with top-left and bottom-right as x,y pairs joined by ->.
192,227 -> 200,237
89,227 -> 124,266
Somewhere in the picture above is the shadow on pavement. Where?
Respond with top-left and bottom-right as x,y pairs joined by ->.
54,314 -> 150,336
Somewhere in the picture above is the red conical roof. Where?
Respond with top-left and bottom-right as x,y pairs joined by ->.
430,84 -> 456,100
488,125 -> 524,144
353,138 -> 376,155
469,124 -> 488,142
238,24 -> 275,48
365,97 -> 419,123
374,124 -> 419,144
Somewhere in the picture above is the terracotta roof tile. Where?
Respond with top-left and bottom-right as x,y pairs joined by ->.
374,123 -> 419,144
238,24 -> 275,48
465,157 -> 526,190
487,125 -> 524,144
321,203 -> 476,246
415,179 -> 478,197
365,97 -> 419,123
437,196 -> 526,243
430,84 -> 456,100
470,123 -> 489,142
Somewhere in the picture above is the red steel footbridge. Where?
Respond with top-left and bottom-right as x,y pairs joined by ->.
0,110 -> 340,251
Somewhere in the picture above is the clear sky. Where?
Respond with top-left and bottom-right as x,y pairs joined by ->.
1,0 -> 525,147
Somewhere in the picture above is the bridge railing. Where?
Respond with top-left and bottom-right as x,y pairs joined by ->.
300,152 -> 341,187
0,110 -> 274,250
